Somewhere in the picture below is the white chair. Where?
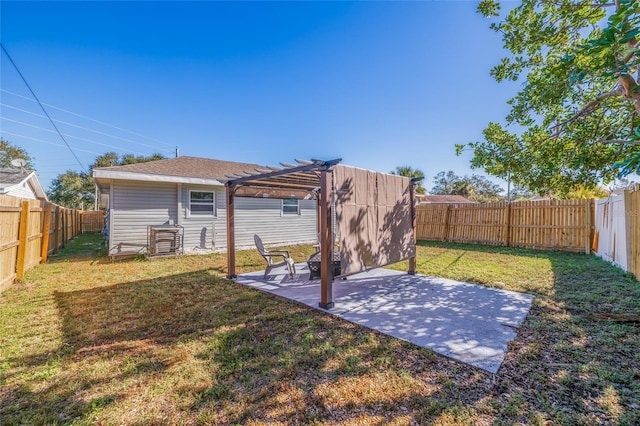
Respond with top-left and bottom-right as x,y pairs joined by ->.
254,234 -> 296,278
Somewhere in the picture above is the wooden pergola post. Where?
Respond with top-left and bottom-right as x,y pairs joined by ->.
319,169 -> 334,309
226,184 -> 236,279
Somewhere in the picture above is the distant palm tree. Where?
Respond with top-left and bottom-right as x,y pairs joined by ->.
390,166 -> 426,194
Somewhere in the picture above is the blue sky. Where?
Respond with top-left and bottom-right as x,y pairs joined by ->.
0,1 -> 519,190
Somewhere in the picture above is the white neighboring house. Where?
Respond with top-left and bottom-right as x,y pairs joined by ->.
93,156 -> 318,258
0,168 -> 48,201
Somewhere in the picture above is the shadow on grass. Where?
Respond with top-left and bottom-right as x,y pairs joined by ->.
2,262 -> 492,424
414,240 -> 640,424
9,238 -> 638,423
509,252 -> 640,425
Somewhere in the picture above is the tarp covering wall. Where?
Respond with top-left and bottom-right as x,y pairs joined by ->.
334,165 -> 415,276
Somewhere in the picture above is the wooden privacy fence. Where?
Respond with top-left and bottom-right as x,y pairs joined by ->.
416,199 -> 594,253
81,210 -> 105,233
0,194 -> 105,291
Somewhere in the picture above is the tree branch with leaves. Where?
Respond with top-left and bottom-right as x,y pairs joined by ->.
460,0 -> 640,197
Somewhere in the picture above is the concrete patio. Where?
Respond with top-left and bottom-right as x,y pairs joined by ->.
236,263 -> 534,373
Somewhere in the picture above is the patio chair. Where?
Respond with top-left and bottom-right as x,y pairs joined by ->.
254,234 -> 296,278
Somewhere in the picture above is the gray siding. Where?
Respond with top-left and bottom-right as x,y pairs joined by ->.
180,185 -> 317,249
180,185 -> 225,251
5,183 -> 36,200
234,197 -> 317,247
109,180 -> 317,255
109,180 -> 178,255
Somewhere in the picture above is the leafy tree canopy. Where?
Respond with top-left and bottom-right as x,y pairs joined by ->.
47,170 -> 95,210
459,0 -> 640,197
566,184 -> 610,199
48,152 -> 165,209
506,183 -> 533,202
431,170 -> 505,203
0,139 -> 34,169
390,165 -> 426,194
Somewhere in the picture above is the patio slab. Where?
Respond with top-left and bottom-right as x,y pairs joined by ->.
236,264 -> 534,373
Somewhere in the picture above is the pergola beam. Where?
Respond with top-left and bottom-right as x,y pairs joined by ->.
226,159 -> 340,187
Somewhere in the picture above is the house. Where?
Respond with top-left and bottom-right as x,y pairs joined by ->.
418,194 -> 474,204
0,168 -> 48,201
93,156 -> 318,258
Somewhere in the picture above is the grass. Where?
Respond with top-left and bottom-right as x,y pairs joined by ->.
1,235 -> 639,425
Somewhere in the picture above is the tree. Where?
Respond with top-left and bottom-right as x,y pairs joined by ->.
47,170 -> 95,210
506,183 -> 533,202
390,166 -> 426,194
459,0 -> 640,197
431,170 -> 505,203
0,139 -> 34,169
566,185 -> 610,199
48,152 -> 165,209
430,170 -> 469,195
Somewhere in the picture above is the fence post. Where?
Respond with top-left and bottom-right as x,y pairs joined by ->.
53,206 -> 60,254
61,209 -> 67,248
16,201 -> 30,279
584,199 -> 592,254
442,205 -> 451,242
40,202 -> 53,263
504,202 -> 512,247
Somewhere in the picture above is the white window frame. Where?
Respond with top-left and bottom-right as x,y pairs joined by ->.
188,190 -> 216,218
281,198 -> 300,215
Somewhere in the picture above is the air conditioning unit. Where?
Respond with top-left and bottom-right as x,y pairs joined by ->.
147,225 -> 184,257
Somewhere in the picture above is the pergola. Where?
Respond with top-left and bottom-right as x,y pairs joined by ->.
225,158 -> 418,309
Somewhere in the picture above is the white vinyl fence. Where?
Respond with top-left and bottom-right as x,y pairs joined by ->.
593,191 -> 633,271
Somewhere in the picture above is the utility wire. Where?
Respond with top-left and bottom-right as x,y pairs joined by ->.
1,117 -> 149,155
1,43 -> 87,172
1,103 -> 173,153
1,89 -> 174,149
1,131 -> 104,156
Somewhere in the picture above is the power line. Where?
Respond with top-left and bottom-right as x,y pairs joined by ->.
1,131 -> 104,156
1,102 -> 173,153
1,42 -> 87,172
1,89 -> 174,149
1,117 -> 149,155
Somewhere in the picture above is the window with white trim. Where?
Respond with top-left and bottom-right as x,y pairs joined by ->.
189,190 -> 215,217
282,198 -> 299,215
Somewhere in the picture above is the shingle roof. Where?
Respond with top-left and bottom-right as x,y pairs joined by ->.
419,194 -> 475,204
93,156 -> 263,182
0,168 -> 33,186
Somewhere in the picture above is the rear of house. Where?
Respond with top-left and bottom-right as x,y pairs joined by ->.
93,156 -> 317,258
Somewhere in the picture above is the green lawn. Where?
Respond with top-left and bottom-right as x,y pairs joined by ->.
1,235 -> 638,425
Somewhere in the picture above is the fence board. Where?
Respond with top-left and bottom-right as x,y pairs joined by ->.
81,210 -> 104,233
0,194 -> 104,292
416,199 -> 593,253
629,189 -> 640,280
0,195 -> 21,292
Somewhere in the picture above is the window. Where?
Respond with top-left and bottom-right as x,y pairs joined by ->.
189,191 -> 215,216
282,198 -> 299,215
